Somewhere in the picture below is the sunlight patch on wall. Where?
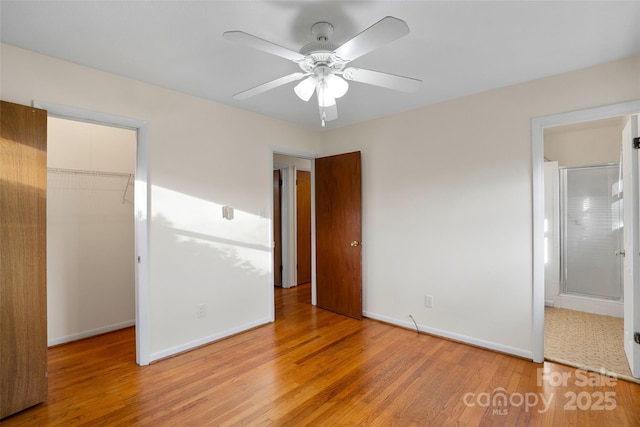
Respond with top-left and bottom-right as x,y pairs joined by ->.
151,185 -> 270,276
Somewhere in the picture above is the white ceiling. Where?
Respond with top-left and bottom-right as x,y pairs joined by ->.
2,1 -> 639,131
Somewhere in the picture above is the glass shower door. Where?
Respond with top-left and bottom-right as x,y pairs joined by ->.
561,164 -> 623,300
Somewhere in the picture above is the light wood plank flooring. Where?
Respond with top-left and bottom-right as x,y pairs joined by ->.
3,284 -> 639,426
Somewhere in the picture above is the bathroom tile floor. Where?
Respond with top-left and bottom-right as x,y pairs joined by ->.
545,307 -> 638,383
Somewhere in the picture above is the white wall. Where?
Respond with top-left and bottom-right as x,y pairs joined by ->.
274,153 -> 312,171
544,118 -> 624,166
47,117 -> 137,345
3,41 -> 639,361
0,44 -> 320,361
321,55 -> 640,357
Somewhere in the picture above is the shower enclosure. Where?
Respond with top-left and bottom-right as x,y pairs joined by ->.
558,164 -> 623,314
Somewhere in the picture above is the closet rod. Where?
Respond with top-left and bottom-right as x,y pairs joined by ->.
48,167 -> 134,204
47,167 -> 133,179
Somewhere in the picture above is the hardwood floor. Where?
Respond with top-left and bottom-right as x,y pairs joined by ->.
3,284 -> 639,426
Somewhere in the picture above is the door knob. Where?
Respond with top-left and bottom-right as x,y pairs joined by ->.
350,240 -> 360,247
615,249 -> 626,257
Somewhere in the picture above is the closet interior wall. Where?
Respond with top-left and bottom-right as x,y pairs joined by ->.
47,117 -> 137,345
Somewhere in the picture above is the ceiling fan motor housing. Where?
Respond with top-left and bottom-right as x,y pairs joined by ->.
299,42 -> 339,56
300,22 -> 339,61
311,22 -> 333,41
299,22 -> 346,74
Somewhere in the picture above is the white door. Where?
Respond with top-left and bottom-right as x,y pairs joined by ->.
622,114 -> 640,378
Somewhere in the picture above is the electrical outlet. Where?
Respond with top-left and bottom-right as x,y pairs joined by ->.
197,304 -> 207,318
424,295 -> 433,308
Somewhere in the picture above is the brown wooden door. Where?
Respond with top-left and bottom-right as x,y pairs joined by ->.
273,170 -> 282,287
296,170 -> 311,284
315,151 -> 362,319
0,101 -> 48,419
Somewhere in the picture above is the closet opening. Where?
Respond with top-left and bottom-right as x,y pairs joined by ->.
36,101 -> 150,365
47,117 -> 137,350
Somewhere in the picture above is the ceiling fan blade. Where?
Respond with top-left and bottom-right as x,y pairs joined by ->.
332,16 -> 410,63
342,67 -> 422,93
233,73 -> 305,100
223,31 -> 306,62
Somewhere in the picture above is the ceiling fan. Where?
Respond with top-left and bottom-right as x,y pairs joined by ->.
223,16 -> 422,127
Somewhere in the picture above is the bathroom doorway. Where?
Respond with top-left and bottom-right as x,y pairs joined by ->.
542,115 -> 638,380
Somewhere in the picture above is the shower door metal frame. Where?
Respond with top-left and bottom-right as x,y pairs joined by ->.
559,163 -> 623,301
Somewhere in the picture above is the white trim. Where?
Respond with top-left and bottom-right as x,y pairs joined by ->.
553,294 -> 623,318
149,317 -> 271,362
363,311 -> 532,360
273,164 -> 291,289
292,165 -> 299,287
310,159 -> 317,306
532,100 -> 640,364
48,320 -> 135,347
135,123 -> 151,366
33,101 -> 151,366
544,161 -> 561,310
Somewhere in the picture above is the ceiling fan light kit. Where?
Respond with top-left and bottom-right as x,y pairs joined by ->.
223,16 -> 422,127
294,75 -> 317,101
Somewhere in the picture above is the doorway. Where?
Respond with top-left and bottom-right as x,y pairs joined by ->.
271,150 -> 363,321
532,100 -> 640,380
542,118 -> 629,377
273,154 -> 312,294
35,101 -> 150,366
47,117 -> 136,347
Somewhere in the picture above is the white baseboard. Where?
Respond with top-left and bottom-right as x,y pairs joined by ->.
48,320 -> 135,347
363,311 -> 533,360
553,294 -> 623,318
149,317 -> 272,363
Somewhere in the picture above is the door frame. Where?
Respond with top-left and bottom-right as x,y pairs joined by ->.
532,99 -> 640,363
270,147 -> 319,320
34,101 -> 150,366
273,163 -> 290,288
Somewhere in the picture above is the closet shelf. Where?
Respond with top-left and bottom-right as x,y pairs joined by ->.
47,167 -> 133,178
47,167 -> 134,204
